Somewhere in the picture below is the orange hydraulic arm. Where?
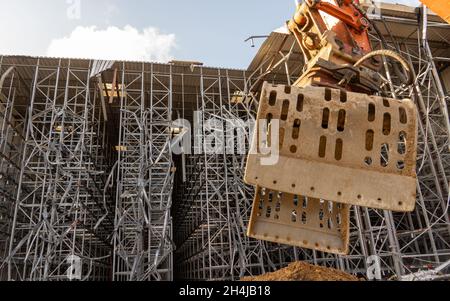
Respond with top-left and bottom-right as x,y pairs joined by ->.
288,0 -> 414,93
310,0 -> 370,31
288,0 -> 379,92
304,0 -> 372,56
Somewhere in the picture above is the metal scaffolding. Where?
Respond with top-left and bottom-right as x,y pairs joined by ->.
0,62 -> 26,281
0,2 -> 448,281
172,68 -> 267,280
2,58 -> 112,281
112,62 -> 174,281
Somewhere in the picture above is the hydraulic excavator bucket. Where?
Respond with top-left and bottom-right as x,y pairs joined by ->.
247,187 -> 350,255
245,82 -> 418,253
245,83 -> 418,213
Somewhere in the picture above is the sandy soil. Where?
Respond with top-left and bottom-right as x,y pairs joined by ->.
241,261 -> 360,281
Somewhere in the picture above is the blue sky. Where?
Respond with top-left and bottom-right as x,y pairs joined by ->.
0,0 -> 420,69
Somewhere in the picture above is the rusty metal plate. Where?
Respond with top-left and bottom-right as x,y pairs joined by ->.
247,187 -> 350,255
245,83 -> 418,212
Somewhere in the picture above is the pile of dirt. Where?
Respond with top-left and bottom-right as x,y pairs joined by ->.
242,262 -> 360,281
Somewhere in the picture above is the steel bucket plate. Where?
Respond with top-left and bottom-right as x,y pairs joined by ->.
247,187 -> 350,255
245,83 -> 418,212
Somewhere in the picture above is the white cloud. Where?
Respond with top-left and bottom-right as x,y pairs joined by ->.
47,25 -> 176,62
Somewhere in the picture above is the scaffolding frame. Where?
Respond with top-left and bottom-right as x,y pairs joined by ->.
3,58 -> 112,281
0,4 -> 448,281
171,63 -> 272,279
0,63 -> 27,280
112,63 -> 174,281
